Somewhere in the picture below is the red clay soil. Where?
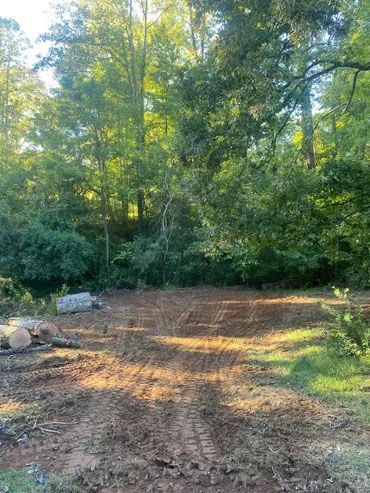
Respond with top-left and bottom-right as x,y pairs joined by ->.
0,288 -> 368,492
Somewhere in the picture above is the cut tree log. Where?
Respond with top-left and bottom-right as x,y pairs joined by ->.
51,336 -> 81,349
0,325 -> 32,349
8,317 -> 41,331
56,292 -> 93,314
35,322 -> 59,343
8,318 -> 59,343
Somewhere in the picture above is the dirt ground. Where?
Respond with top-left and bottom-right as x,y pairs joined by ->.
0,288 -> 369,492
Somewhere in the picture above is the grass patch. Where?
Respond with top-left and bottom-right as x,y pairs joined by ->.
246,327 -> 370,423
0,469 -> 86,493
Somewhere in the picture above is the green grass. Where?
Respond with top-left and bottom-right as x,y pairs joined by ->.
163,284 -> 178,293
0,469 -> 85,493
246,327 -> 370,423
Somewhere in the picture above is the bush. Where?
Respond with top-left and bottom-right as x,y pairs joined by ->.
0,277 -> 19,299
111,233 -> 240,288
0,276 -> 69,318
322,288 -> 369,357
19,223 -> 93,282
0,276 -> 38,318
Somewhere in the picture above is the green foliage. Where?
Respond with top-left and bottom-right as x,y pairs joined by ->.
0,277 -> 72,318
19,223 -> 93,282
246,324 -> 370,423
0,468 -> 86,493
49,284 -> 70,315
0,0 -> 369,290
0,221 -> 94,283
0,277 -> 38,318
0,277 -> 18,299
112,232 -> 239,288
322,288 -> 370,357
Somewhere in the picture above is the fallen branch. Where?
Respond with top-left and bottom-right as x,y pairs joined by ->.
0,344 -> 52,356
37,421 -> 68,427
37,427 -> 61,435
51,337 -> 81,349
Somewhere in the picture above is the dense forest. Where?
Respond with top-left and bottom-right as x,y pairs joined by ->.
0,0 -> 369,292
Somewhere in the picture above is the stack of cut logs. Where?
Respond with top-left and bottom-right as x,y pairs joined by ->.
0,318 -> 59,350
0,293 -> 95,351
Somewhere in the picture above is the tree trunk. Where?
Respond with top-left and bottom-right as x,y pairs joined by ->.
0,325 -> 32,349
97,152 -> 110,272
137,187 -> 145,232
56,292 -> 93,314
188,0 -> 199,59
8,318 -> 59,343
331,112 -> 338,158
300,84 -> 315,169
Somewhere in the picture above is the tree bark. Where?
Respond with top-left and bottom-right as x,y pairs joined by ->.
136,0 -> 148,232
0,325 -> 32,349
8,318 -> 59,343
300,84 -> 315,169
51,337 -> 81,349
56,292 -> 93,314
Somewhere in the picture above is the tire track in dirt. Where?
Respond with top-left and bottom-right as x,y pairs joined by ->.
0,359 -> 98,401
163,291 -> 244,463
60,352 -> 158,473
0,348 -> 157,470
1,289 -> 261,477
58,291 -> 193,474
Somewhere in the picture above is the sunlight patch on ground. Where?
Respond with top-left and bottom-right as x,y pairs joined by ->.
245,327 -> 370,423
0,401 -> 25,416
156,335 -> 246,353
255,296 -> 344,305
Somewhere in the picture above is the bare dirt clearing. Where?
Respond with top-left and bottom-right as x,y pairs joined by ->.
0,288 -> 369,492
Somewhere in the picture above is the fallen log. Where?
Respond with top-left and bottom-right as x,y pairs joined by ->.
0,344 -> 51,356
35,322 -> 60,343
51,336 -> 81,349
0,325 -> 32,349
56,292 -> 93,314
8,318 -> 59,343
8,317 -> 40,331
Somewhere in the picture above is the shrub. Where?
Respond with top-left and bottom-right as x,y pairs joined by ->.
19,223 -> 93,282
0,277 -> 18,299
0,276 -> 69,318
322,288 -> 369,357
0,276 -> 38,318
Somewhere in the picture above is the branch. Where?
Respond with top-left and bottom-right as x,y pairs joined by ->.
147,5 -> 173,30
343,69 -> 361,113
312,103 -> 346,133
312,69 -> 362,133
303,61 -> 370,85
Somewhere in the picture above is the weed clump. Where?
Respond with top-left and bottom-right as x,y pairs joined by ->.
322,288 -> 369,357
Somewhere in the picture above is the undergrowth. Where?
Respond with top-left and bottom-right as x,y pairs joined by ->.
0,277 -> 69,319
321,287 -> 369,357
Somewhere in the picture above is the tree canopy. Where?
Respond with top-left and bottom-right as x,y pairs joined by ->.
0,0 -> 369,290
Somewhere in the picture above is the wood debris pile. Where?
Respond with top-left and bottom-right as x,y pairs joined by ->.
0,292 -> 101,354
0,317 -> 81,354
